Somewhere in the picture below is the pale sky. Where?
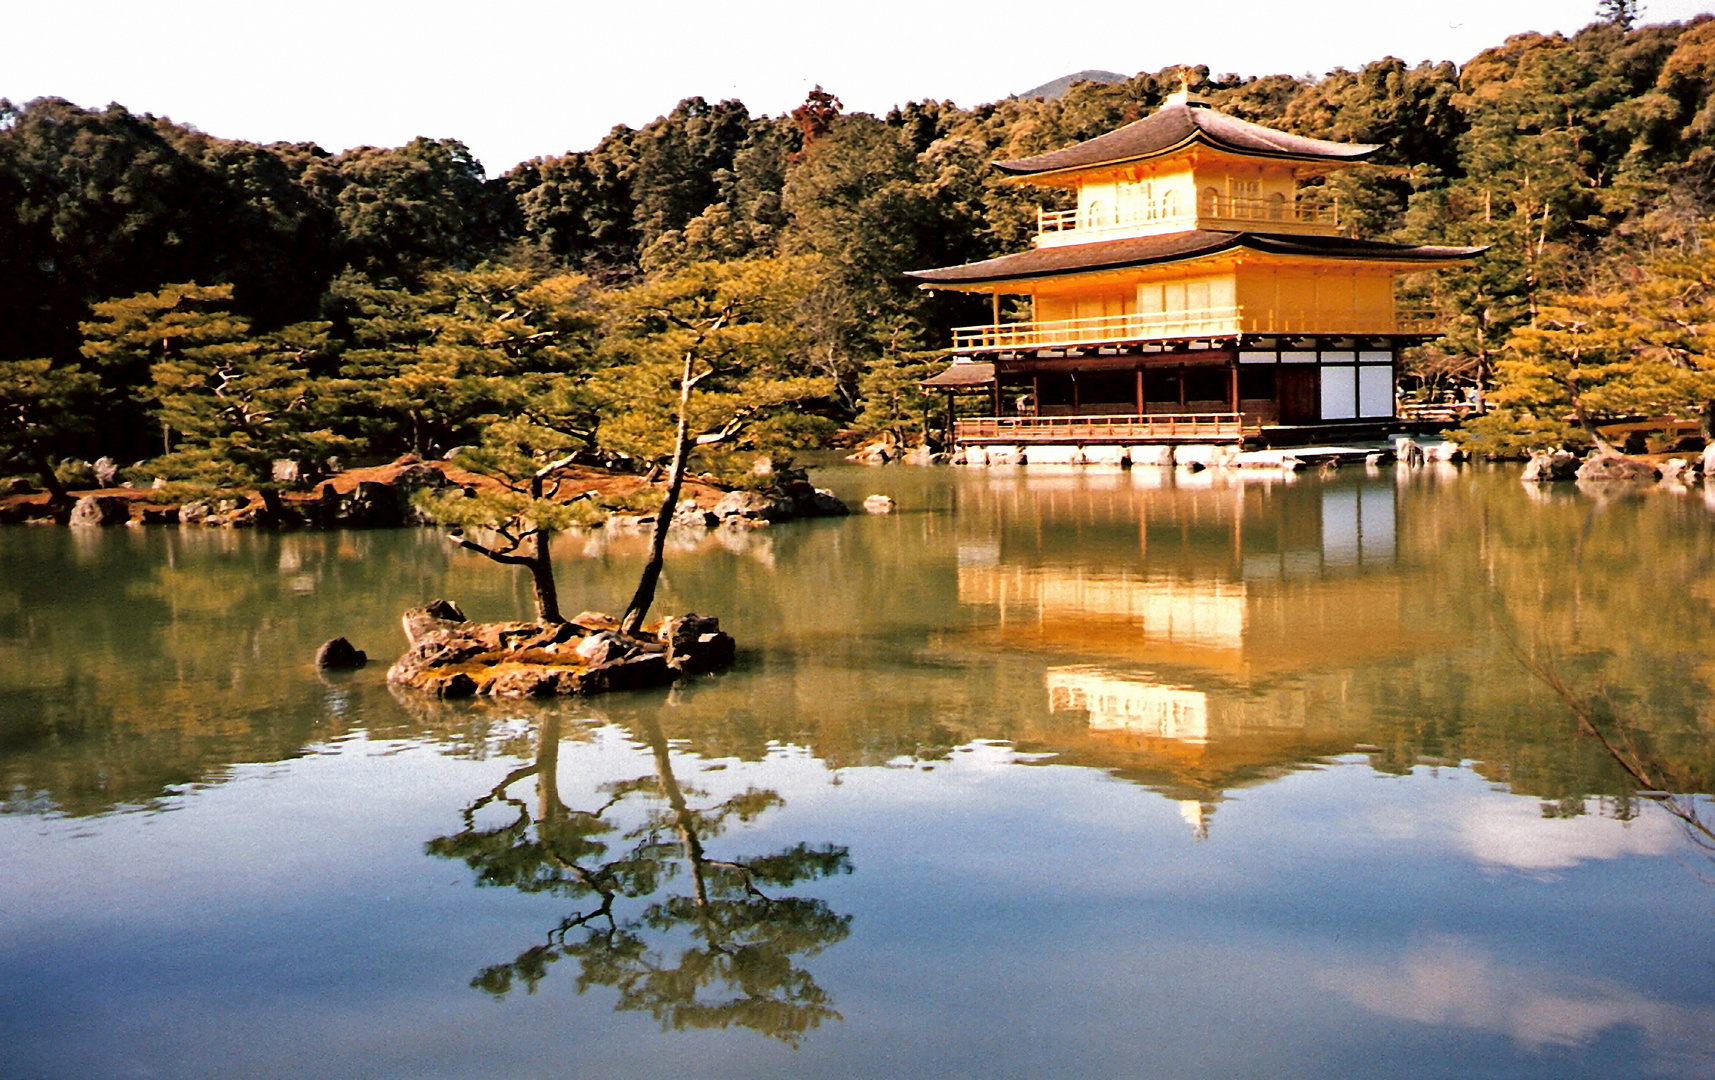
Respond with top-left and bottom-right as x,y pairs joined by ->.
4,0 -> 1712,174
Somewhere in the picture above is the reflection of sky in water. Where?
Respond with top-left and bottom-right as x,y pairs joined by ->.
1321,935 -> 1715,1063
3,733 -> 1711,1080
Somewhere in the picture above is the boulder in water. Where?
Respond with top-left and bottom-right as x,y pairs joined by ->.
68,495 -> 129,526
315,637 -> 368,670
1521,450 -> 1580,482
1576,454 -> 1659,483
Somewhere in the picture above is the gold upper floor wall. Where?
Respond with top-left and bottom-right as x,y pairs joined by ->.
1034,148 -> 1346,247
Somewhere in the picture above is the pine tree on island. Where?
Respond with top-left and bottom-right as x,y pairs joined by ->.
399,256 -> 832,695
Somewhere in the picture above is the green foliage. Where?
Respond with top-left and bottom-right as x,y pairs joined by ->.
335,265 -> 599,457
330,137 -> 502,281
591,256 -> 835,466
1464,230 -> 1715,452
79,283 -> 351,487
853,350 -> 942,445
1460,292 -> 1664,454
0,358 -> 100,490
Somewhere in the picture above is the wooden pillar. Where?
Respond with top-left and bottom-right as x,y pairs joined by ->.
1229,361 -> 1240,414
1032,374 -> 1041,417
945,393 -> 955,442
991,379 -> 1001,417
1178,364 -> 1187,411
1071,372 -> 1080,414
1135,368 -> 1145,417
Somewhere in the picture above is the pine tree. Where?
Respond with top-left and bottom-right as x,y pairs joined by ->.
1463,292 -> 1664,454
1597,0 -> 1641,31
0,358 -> 100,502
410,272 -> 603,624
592,257 -> 833,634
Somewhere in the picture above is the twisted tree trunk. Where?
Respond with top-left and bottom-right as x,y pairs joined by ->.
621,345 -> 696,637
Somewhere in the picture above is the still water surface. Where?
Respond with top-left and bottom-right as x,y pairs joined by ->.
2,464 -> 1713,1079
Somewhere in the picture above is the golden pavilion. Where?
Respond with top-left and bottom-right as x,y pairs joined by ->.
910,86 -> 1483,449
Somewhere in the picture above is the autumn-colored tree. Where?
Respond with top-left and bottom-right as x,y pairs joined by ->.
790,86 -> 843,147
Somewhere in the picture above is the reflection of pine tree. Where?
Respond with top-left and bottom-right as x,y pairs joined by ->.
427,713 -> 853,1043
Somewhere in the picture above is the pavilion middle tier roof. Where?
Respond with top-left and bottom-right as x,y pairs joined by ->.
905,230 -> 1487,289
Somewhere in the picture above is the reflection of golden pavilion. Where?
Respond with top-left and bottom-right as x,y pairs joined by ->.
1038,663 -> 1357,838
951,474 -> 1448,836
1048,665 -> 1210,741
957,473 -> 1425,676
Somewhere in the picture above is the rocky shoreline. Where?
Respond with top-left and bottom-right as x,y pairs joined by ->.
0,458 -> 849,530
381,600 -> 735,699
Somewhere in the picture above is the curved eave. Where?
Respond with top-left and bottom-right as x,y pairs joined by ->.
906,233 -> 1488,291
993,131 -> 1381,184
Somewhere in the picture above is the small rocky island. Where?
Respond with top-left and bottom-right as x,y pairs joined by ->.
385,600 -> 735,698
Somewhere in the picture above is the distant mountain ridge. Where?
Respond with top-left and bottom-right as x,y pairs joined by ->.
1015,70 -> 1130,100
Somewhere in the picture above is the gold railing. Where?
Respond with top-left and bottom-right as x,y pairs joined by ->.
951,308 -> 1438,351
956,413 -> 1254,443
1036,195 -> 1339,243
954,307 -> 1242,350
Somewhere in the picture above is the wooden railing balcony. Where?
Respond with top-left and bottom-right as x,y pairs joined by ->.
1036,195 -> 1340,246
956,413 -> 1255,444
950,308 -> 1439,352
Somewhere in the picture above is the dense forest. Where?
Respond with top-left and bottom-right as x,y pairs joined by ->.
8,10 -> 1715,486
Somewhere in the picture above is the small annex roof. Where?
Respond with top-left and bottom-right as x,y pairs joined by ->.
994,101 -> 1379,178
906,231 -> 1486,288
920,360 -> 995,390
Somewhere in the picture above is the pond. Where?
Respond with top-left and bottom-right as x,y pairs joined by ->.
2,463 -> 1712,1080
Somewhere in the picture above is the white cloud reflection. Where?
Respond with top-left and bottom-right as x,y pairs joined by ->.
1322,937 -> 1715,1074
1458,796 -> 1679,872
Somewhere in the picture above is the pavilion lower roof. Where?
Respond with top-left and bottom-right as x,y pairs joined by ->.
920,360 -> 995,390
905,231 -> 1487,288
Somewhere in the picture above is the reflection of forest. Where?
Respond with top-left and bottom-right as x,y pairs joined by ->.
0,528 -> 535,815
4,468 -> 1713,824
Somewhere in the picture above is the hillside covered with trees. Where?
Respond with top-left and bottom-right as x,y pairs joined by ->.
8,9 -> 1715,483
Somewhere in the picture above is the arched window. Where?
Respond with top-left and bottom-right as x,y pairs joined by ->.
1199,186 -> 1220,218
1160,189 -> 1181,222
1085,200 -> 1109,228
1267,191 -> 1287,221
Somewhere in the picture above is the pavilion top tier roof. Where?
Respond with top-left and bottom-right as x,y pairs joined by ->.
993,92 -> 1380,180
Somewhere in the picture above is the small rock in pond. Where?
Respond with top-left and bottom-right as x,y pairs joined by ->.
402,599 -> 469,645
1521,449 -> 1580,482
315,637 -> 368,670
1576,454 -> 1658,483
863,494 -> 896,514
68,495 -> 130,527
